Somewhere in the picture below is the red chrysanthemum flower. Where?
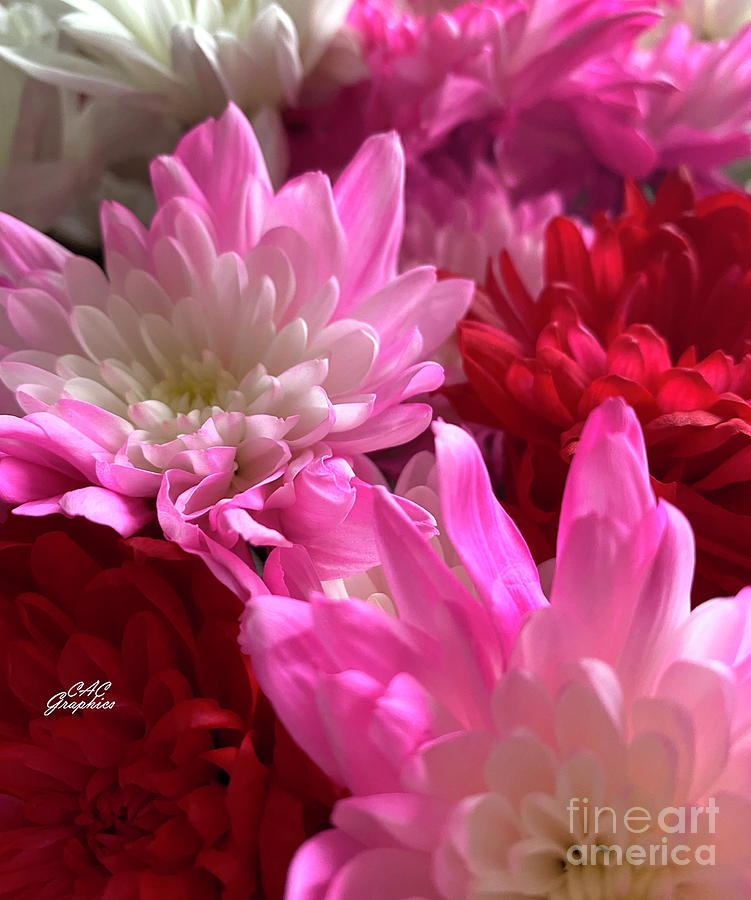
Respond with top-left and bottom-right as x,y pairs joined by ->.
452,170 -> 751,605
0,515 -> 340,899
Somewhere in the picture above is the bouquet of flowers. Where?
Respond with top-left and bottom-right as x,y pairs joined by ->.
2,1 -> 751,897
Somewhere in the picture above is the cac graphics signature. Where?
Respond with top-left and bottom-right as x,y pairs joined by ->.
45,680 -> 116,716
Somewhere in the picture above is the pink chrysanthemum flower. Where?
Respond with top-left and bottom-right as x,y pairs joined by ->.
494,19 -> 751,211
291,2 -> 751,220
401,161 -> 561,291
348,0 -> 657,160
287,0 -> 658,176
0,104 -> 472,598
243,399 -> 751,898
637,23 -> 751,173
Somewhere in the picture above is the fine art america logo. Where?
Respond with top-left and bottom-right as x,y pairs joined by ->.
45,680 -> 116,716
566,797 -> 719,867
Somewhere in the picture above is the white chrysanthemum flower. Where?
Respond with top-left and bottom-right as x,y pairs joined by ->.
0,1 -> 78,228
0,0 -> 354,124
0,2 -> 56,168
0,1 -> 181,239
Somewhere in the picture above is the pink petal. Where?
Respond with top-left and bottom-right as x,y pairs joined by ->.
154,103 -> 273,253
557,397 -> 654,547
0,213 -> 69,285
433,420 -> 546,623
551,399 -> 694,684
273,459 -> 435,578
327,847 -> 437,899
372,487 -> 501,728
0,457 -> 75,502
334,131 -> 405,311
332,793 -> 449,854
285,830 -> 362,900
240,594 -> 345,781
316,670 -> 402,794
57,486 -> 153,536
263,545 -> 326,599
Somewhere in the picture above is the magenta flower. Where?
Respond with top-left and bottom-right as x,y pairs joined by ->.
285,1 -> 659,196
0,103 -> 472,598
290,2 -> 751,223
488,19 -> 751,211
634,23 -> 751,175
401,160 -> 561,291
243,399 -> 751,897
347,0 -> 657,162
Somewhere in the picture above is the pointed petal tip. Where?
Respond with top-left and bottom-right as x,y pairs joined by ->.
0,212 -> 70,282
585,394 -> 636,430
359,128 -> 405,162
562,396 -> 653,536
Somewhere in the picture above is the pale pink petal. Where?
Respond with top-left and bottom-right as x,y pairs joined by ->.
0,213 -> 69,285
285,830 -> 363,900
264,171 -> 347,289
333,131 -> 405,311
326,402 -> 436,454
5,289 -> 77,355
332,794 -> 449,854
433,420 -> 545,621
655,659 -> 734,797
154,103 -> 273,253
327,847 -> 438,899
57,485 -> 153,536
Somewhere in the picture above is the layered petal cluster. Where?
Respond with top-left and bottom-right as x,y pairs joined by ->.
631,22 -> 751,182
0,513 -> 340,900
264,418 -> 536,625
284,0 -> 658,270
401,161 -> 561,291
0,104 -> 472,597
0,0 -> 354,127
453,171 -> 751,605
288,0 -> 751,224
243,399 -> 751,899
496,20 -> 751,212
344,0 -> 657,165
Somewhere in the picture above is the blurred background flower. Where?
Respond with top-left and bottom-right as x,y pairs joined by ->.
649,0 -> 751,41
0,2 -> 78,232
4,0 -> 751,262
0,0 -> 362,242
0,0 -> 354,125
277,0 -> 751,295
